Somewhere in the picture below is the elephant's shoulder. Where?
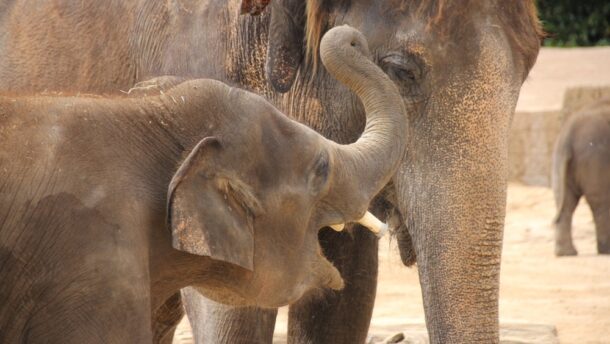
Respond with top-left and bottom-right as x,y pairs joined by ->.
166,79 -> 231,95
162,78 -> 272,116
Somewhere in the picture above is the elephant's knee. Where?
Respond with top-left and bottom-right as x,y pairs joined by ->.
153,293 -> 185,344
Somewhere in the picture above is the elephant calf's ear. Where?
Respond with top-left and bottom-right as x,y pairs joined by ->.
167,137 -> 258,271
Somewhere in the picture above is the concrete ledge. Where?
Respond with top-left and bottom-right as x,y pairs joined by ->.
509,85 -> 610,186
509,109 -> 561,186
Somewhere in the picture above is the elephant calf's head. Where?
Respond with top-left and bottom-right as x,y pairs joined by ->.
166,25 -> 406,308
167,115 -> 344,307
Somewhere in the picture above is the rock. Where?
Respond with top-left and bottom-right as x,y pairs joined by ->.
365,323 -> 559,344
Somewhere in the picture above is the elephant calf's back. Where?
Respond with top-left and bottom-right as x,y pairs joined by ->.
565,100 -> 610,199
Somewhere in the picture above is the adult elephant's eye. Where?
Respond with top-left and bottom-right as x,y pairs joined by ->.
395,68 -> 416,81
380,53 -> 426,101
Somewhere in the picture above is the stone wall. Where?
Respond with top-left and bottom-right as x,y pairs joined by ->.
509,86 -> 610,186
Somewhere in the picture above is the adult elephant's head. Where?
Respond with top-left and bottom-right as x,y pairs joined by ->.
266,0 -> 542,341
166,26 -> 406,308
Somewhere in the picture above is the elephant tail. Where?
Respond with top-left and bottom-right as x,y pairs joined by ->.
551,121 -> 573,224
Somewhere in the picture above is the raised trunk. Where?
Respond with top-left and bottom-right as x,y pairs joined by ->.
319,26 -> 407,220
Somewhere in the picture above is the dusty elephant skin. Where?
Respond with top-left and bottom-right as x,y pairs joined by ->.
0,1 -> 542,343
552,97 -> 610,256
0,26 -> 408,343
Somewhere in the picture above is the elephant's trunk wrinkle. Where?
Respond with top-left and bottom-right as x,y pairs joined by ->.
396,169 -> 505,343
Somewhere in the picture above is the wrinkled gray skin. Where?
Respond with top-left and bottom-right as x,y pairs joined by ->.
0,26 -> 408,342
552,98 -> 610,256
0,1 -> 541,343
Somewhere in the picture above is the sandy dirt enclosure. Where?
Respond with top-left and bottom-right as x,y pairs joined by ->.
497,183 -> 609,344
174,183 -> 610,343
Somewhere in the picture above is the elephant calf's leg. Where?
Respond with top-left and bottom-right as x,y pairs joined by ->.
182,287 -> 277,344
555,190 -> 580,256
589,199 -> 610,254
153,292 -> 185,344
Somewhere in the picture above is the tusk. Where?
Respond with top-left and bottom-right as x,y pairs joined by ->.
357,211 -> 389,238
327,212 -> 388,237
330,223 -> 345,232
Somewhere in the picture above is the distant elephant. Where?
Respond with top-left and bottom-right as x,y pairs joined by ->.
0,26 -> 406,342
552,97 -> 610,256
0,1 -> 542,343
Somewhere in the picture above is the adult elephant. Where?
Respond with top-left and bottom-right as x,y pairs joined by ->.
0,1 -> 542,343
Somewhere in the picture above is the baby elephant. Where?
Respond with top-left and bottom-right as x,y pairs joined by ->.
552,97 -> 610,256
0,26 -> 406,342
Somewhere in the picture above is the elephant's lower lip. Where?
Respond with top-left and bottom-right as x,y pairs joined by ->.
388,205 -> 416,267
393,221 -> 417,266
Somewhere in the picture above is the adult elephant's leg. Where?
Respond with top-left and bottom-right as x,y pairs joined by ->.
287,229 -> 378,343
589,198 -> 610,254
286,200 -> 384,344
153,292 -> 184,344
181,287 -> 277,344
554,188 -> 580,256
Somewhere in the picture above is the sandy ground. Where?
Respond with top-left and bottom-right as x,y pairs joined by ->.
174,183 -> 610,343
498,184 -> 610,344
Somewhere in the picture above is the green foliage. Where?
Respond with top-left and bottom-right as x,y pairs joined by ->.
537,0 -> 610,46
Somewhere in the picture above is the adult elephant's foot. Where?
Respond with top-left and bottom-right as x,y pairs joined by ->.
554,243 -> 578,256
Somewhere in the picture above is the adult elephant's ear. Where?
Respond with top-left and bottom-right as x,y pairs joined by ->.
167,137 -> 262,271
241,0 -> 271,15
265,0 -> 306,93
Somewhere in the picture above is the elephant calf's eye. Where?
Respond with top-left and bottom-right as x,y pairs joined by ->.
309,154 -> 330,195
314,156 -> 329,178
